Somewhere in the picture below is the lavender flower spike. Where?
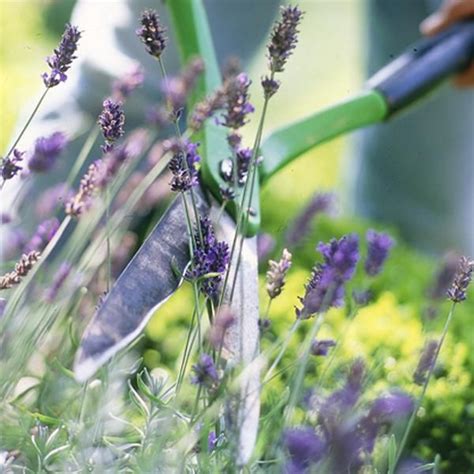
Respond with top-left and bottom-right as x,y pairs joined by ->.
413,339 -> 439,385
0,251 -> 41,290
42,23 -> 81,88
167,139 -> 201,192
25,218 -> 59,253
266,248 -> 292,299
98,99 -> 125,152
1,149 -> 24,181
296,234 -> 359,319
112,65 -> 144,101
365,230 -> 394,276
222,73 -> 254,130
447,256 -> 474,303
136,10 -> 167,59
267,6 -> 303,73
191,353 -> 219,388
65,161 -> 101,217
28,132 -> 68,173
283,427 -> 326,473
310,339 -> 336,357
44,262 -> 71,302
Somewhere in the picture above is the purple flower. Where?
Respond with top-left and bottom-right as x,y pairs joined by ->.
0,213 -> 12,225
267,6 -> 303,73
28,132 -> 68,173
136,10 -> 167,59
98,99 -> 125,152
42,23 -> 81,88
368,392 -> 413,421
187,217 -> 230,299
36,183 -> 73,218
222,73 -> 254,130
257,233 -> 276,264
428,251 -> 459,300
261,75 -> 280,99
44,262 -> 71,302
188,88 -> 226,132
413,339 -> 439,385
167,139 -> 201,192
1,149 -> 24,181
352,289 -> 372,306
283,427 -> 326,473
0,298 -> 6,318
310,339 -> 336,357
364,230 -> 394,276
65,161 -> 101,217
161,57 -> 204,117
112,65 -> 144,101
208,306 -> 235,350
296,235 -> 359,319
447,256 -> 474,303
25,218 -> 59,253
266,248 -> 292,299
286,192 -> 336,247
207,431 -> 218,452
191,353 -> 219,387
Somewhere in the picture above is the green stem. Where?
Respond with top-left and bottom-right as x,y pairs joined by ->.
66,127 -> 100,186
391,302 -> 457,473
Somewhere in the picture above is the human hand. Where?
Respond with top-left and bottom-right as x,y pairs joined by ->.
420,0 -> 474,87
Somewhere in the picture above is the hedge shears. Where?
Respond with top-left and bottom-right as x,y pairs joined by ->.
74,0 -> 474,465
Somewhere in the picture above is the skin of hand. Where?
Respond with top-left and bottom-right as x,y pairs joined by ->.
420,0 -> 474,86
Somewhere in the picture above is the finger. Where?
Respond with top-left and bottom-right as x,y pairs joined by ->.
454,62 -> 474,87
421,0 -> 474,35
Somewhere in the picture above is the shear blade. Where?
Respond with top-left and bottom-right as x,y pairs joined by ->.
74,187 -> 210,382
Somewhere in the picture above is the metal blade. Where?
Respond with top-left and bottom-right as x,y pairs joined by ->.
216,212 -> 261,467
74,187 -> 210,382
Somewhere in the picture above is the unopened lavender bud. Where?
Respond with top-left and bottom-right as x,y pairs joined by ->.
98,99 -> 125,152
310,339 -> 336,357
267,6 -> 303,73
365,230 -> 394,276
191,353 -> 219,388
413,339 -> 439,385
28,132 -> 68,173
447,256 -> 474,303
0,251 -> 41,290
167,139 -> 201,193
261,75 -> 280,99
42,23 -> 81,88
1,149 -> 24,181
25,218 -> 59,253
112,65 -> 144,101
65,161 -> 101,217
136,10 -> 167,59
222,73 -> 254,130
266,248 -> 292,299
428,251 -> 459,300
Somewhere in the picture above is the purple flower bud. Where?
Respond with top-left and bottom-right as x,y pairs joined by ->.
296,235 -> 359,318
208,431 -> 218,452
222,73 -> 254,130
136,10 -> 167,59
368,391 -> 413,421
1,149 -> 24,181
266,248 -> 292,299
0,213 -> 12,225
352,289 -> 372,306
25,218 -> 59,253
112,65 -> 144,101
428,251 -> 459,300
413,339 -> 439,385
167,139 -> 201,192
267,6 -> 303,73
191,353 -> 219,387
364,230 -> 394,276
65,161 -> 101,217
283,427 -> 326,473
98,99 -> 125,152
310,339 -> 336,357
36,183 -> 73,218
42,23 -> 81,88
286,192 -> 336,247
28,132 -> 68,173
261,75 -> 280,99
447,256 -> 473,303
44,262 -> 71,302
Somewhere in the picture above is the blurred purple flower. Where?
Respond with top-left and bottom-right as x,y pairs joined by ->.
365,230 -> 394,276
0,298 -> 6,318
187,217 -> 230,299
208,306 -> 235,350
42,23 -> 81,88
296,235 -> 359,319
167,139 -> 201,192
208,431 -> 218,452
98,99 -> 125,152
28,132 -> 68,173
1,149 -> 24,181
191,353 -> 219,387
352,289 -> 372,306
112,65 -> 144,101
283,427 -> 326,473
65,161 -> 100,217
25,218 -> 59,253
257,233 -> 275,264
267,6 -> 303,73
286,192 -> 336,247
310,339 -> 336,357
0,213 -> 12,225
413,339 -> 439,386
188,88 -> 226,132
36,183 -> 73,218
428,251 -> 459,300
44,262 -> 71,302
447,256 -> 474,303
136,10 -> 167,59
222,73 -> 254,130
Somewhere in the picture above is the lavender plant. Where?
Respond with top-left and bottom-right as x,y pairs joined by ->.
0,3 -> 472,473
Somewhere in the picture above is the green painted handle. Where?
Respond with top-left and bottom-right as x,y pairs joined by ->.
259,90 -> 388,183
